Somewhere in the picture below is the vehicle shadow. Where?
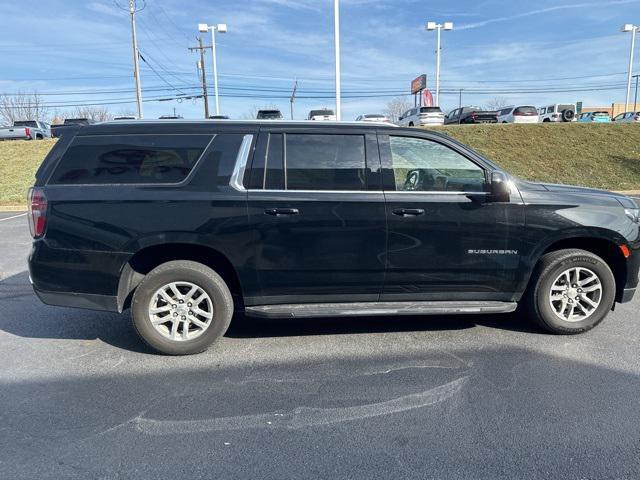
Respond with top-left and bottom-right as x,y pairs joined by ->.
1,270 -> 544,353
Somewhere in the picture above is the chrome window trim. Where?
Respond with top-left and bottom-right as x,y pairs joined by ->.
229,134 -> 254,192
247,189 -> 486,195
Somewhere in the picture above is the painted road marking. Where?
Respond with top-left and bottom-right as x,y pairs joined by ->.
0,213 -> 27,222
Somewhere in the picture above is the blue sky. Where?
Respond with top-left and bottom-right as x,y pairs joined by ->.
1,0 -> 639,120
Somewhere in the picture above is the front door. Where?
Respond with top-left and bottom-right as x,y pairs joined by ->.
379,133 -> 524,301
246,128 -> 386,305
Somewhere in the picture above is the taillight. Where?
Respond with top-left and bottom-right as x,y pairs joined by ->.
28,187 -> 47,238
25,127 -> 31,138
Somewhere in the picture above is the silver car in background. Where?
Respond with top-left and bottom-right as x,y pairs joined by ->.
398,106 -> 445,126
355,113 -> 391,123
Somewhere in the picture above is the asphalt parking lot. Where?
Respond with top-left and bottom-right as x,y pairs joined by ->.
1,210 -> 639,479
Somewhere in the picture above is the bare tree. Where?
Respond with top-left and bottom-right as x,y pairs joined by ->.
70,106 -> 113,122
385,97 -> 413,123
0,92 -> 49,125
484,97 -> 509,111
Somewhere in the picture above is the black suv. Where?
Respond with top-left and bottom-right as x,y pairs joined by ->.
444,106 -> 497,124
28,120 -> 640,354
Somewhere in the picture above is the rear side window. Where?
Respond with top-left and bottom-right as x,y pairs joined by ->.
49,134 -> 211,185
285,134 -> 366,191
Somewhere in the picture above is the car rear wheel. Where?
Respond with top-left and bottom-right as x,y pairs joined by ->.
526,249 -> 615,334
131,260 -> 233,355
408,122 -> 414,127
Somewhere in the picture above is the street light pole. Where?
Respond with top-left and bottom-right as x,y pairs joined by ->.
426,21 -> 453,107
199,23 -> 227,116
334,0 -> 342,121
622,24 -> 638,112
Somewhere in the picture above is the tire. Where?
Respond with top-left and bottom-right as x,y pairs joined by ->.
408,122 -> 414,127
525,249 -> 615,334
543,118 -> 551,123
561,109 -> 575,122
131,260 -> 233,355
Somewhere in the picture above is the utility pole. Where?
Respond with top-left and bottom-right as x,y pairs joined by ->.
458,88 -> 463,109
290,79 -> 298,120
129,0 -> 143,118
634,74 -> 639,112
189,37 -> 210,118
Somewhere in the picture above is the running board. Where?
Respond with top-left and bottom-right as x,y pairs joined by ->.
244,301 -> 517,319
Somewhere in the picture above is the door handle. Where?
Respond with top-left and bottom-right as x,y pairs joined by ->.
264,208 -> 300,216
392,208 -> 425,217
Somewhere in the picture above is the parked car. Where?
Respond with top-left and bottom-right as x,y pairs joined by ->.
538,104 -> 576,122
308,109 -> 337,121
51,118 -> 95,138
496,106 -> 539,123
113,116 -> 137,120
159,115 -> 184,119
577,111 -> 611,123
209,115 -> 230,120
398,106 -> 445,126
612,111 -> 640,123
444,106 -> 497,125
28,120 -> 640,354
0,120 -> 50,141
256,110 -> 284,120
355,113 -> 391,123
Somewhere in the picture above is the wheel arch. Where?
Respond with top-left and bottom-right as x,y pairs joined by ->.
117,242 -> 244,312
523,235 -> 628,303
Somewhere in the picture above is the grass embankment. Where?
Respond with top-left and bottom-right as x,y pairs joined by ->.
429,123 -> 640,191
0,124 -> 639,208
0,139 -> 56,209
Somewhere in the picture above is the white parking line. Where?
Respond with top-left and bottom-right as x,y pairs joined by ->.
0,213 -> 27,222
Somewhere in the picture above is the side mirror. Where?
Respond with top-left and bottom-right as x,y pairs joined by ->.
490,171 -> 510,202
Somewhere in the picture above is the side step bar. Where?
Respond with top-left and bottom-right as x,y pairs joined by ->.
244,301 -> 517,319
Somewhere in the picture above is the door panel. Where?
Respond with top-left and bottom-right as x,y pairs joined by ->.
379,133 -> 524,301
246,130 -> 385,305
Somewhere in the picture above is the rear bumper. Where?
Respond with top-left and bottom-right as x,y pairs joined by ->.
33,286 -> 119,312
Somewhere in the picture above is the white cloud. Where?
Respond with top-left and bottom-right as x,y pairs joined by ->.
458,0 -> 640,30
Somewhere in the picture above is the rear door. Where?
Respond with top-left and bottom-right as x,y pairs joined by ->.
379,131 -> 524,301
245,126 -> 386,305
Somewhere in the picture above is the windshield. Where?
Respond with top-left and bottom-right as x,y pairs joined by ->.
309,110 -> 334,117
514,106 -> 538,115
258,111 -> 283,119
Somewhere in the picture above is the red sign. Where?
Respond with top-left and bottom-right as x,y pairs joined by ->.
411,74 -> 427,94
422,89 -> 434,107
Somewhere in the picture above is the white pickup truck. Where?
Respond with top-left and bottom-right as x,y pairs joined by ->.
0,120 -> 51,141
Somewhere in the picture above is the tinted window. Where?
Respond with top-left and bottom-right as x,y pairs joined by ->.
420,107 -> 442,113
285,134 -> 366,191
388,136 -> 485,192
514,106 -> 538,115
547,106 -> 555,113
14,121 -> 38,127
265,134 -> 285,190
50,134 -> 211,185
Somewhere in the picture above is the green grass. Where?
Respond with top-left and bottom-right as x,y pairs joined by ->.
1,124 -> 639,207
427,123 -> 640,191
0,139 -> 56,207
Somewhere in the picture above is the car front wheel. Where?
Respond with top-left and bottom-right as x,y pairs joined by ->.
131,260 -> 233,355
526,249 -> 616,334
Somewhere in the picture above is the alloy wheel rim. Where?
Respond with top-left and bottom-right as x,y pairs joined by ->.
148,281 -> 214,341
548,267 -> 602,322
